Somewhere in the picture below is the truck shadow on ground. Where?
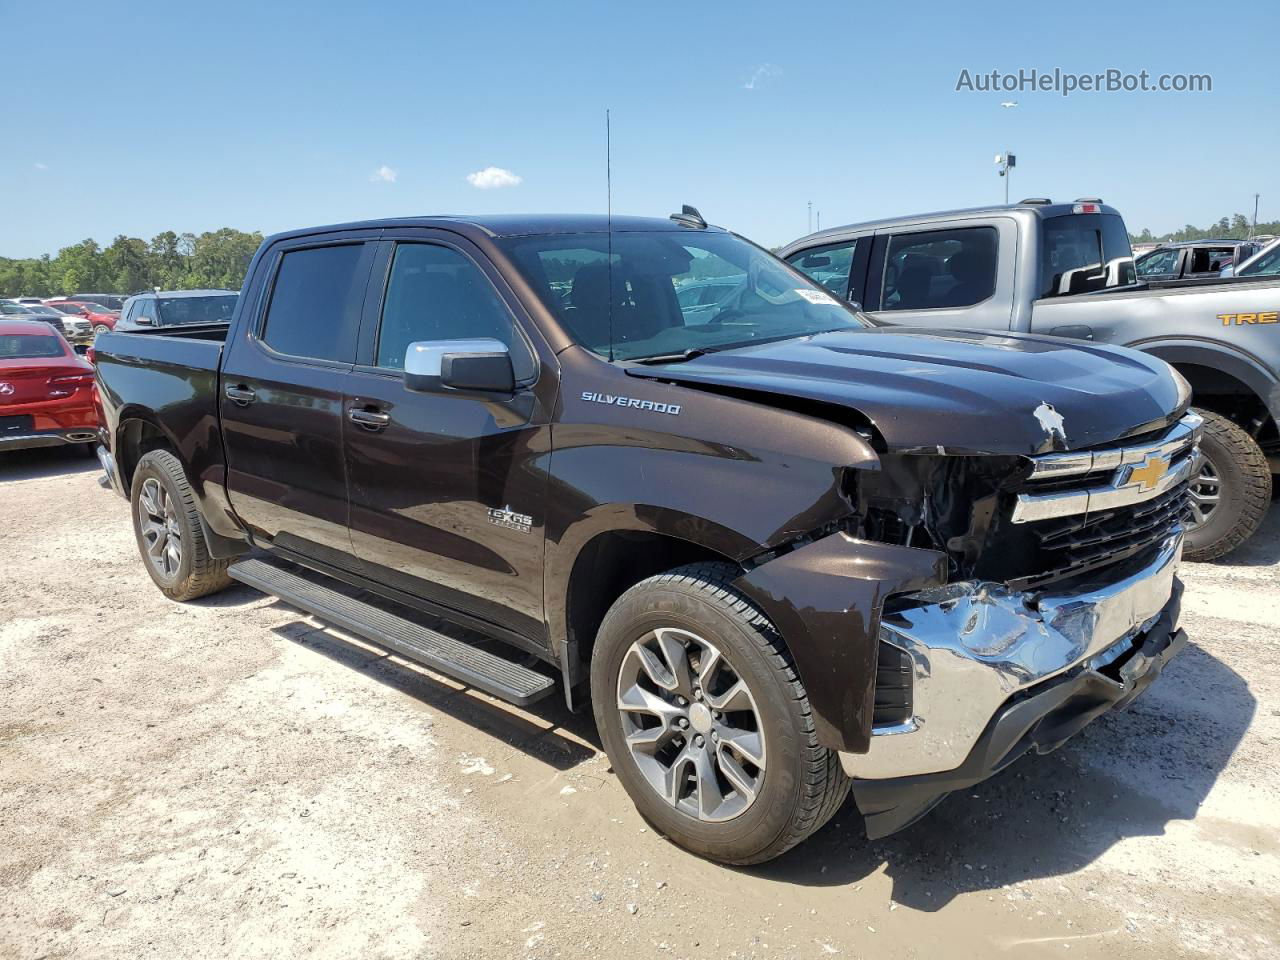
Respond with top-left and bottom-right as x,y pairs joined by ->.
751,641 -> 1253,910
270,611 -> 600,772
0,446 -> 101,483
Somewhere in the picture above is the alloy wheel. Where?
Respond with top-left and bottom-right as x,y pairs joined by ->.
136,477 -> 183,578
616,627 -> 765,822
1188,454 -> 1221,528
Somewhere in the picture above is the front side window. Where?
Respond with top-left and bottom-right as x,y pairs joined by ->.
881,227 -> 997,311
157,295 -> 236,326
1041,213 -> 1136,297
133,300 -> 157,324
261,244 -> 366,362
498,231 -> 866,362
376,244 -> 525,374
785,241 -> 858,300
1136,248 -> 1180,277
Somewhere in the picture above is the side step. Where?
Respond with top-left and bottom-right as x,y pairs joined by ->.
229,557 -> 555,706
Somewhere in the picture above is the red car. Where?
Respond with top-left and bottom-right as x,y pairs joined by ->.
46,300 -> 119,335
0,319 -> 99,454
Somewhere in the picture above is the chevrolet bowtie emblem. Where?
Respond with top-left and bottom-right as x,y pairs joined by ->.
1127,455 -> 1169,493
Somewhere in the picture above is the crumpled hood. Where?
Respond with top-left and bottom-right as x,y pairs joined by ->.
627,328 -> 1183,456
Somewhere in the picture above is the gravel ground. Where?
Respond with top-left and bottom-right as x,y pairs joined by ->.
2,446 -> 1277,960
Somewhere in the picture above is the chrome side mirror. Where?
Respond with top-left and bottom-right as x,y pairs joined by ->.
404,338 -> 514,395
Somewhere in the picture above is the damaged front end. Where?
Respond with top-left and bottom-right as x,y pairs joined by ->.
737,412 -> 1201,837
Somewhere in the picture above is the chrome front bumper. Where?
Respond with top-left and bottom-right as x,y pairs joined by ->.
841,531 -> 1184,780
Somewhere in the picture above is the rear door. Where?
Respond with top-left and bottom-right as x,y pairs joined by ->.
341,230 -> 555,647
219,231 -> 379,568
861,218 -> 1016,329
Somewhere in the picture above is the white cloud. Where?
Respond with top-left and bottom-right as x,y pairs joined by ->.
466,166 -> 522,189
33,162 -> 48,171
369,165 -> 397,183
743,63 -> 781,90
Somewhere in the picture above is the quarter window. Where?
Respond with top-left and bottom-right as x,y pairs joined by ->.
881,227 -> 997,311
376,244 -> 525,375
261,244 -> 367,362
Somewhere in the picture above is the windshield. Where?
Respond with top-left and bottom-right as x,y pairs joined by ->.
498,230 -> 868,361
0,334 -> 63,359
1238,243 -> 1280,277
21,306 -> 61,317
1040,214 -> 1136,297
156,294 -> 237,325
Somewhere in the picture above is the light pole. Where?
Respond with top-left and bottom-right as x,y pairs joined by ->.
807,200 -> 813,234
996,151 -> 1016,204
1253,193 -> 1261,237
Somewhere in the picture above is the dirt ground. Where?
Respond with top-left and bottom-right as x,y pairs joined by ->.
1,446 -> 1277,960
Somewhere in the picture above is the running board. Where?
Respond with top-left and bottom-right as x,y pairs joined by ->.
228,557 -> 555,706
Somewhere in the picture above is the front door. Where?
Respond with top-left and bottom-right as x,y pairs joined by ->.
220,233 -> 379,567
342,233 -> 555,646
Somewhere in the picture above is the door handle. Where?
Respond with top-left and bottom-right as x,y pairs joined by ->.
224,384 -> 257,405
1048,324 -> 1095,340
348,407 -> 391,431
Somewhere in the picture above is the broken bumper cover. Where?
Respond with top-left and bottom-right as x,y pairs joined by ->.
845,532 -> 1187,838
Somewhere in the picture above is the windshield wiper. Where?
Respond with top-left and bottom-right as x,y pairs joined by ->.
630,347 -> 718,365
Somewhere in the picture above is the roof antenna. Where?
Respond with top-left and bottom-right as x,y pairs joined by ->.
606,108 -> 615,362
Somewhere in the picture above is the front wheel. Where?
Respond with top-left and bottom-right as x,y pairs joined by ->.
93,324 -> 111,336
129,449 -> 232,601
590,562 -> 850,865
1184,409 -> 1272,561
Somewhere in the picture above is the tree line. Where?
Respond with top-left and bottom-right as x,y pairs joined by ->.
1131,214 -> 1280,245
0,228 -> 263,298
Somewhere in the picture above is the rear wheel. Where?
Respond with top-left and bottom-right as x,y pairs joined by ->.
129,450 -> 232,601
590,562 -> 850,865
93,323 -> 111,336
1184,409 -> 1271,561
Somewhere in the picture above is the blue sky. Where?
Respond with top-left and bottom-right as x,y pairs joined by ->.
3,0 -> 1277,258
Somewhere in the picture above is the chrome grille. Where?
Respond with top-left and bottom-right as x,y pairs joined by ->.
1013,412 -> 1202,524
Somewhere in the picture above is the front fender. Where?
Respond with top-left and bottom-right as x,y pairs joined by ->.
735,534 -> 948,753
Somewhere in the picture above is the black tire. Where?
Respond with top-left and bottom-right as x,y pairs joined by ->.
590,562 -> 850,865
129,449 -> 232,601
1185,409 -> 1272,562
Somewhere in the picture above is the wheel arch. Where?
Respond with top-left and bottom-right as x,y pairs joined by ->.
1138,339 -> 1280,439
552,507 -> 758,697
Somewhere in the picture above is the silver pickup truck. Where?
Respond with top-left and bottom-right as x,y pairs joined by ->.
780,200 -> 1279,561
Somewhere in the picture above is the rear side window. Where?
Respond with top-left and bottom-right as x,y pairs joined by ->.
786,241 -> 858,300
1240,245 -> 1280,277
881,227 -> 997,311
1041,214 -> 1135,297
262,244 -> 367,362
